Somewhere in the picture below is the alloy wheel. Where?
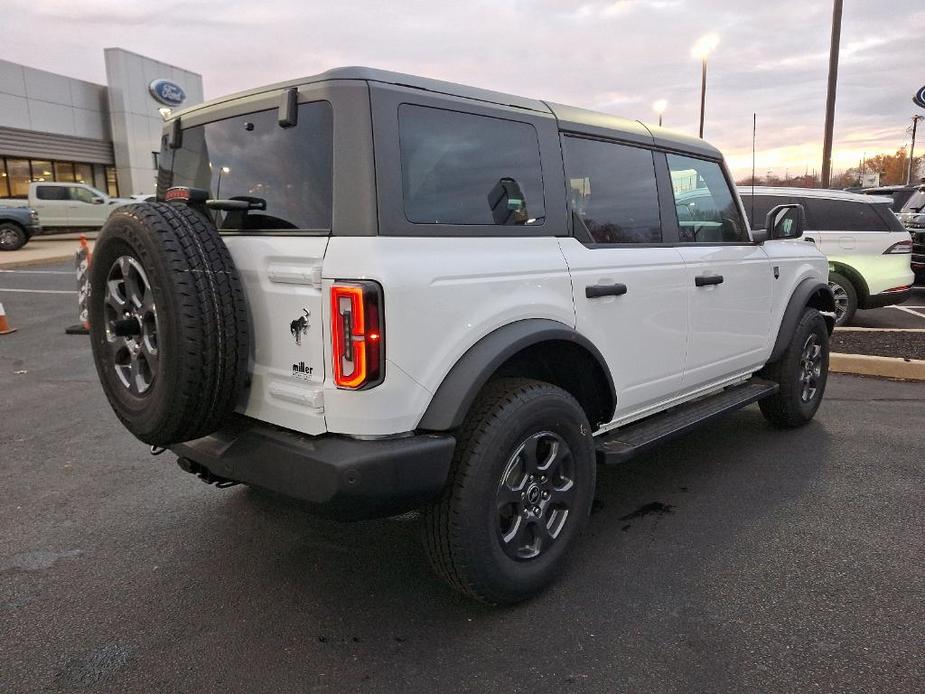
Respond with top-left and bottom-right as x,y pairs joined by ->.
103,255 -> 160,395
496,431 -> 576,560
828,280 -> 849,325
0,228 -> 21,250
799,333 -> 823,402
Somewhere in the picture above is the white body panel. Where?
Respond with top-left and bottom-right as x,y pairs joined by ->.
223,235 -> 330,436
226,232 -> 828,439
320,236 -> 575,436
677,244 -> 772,388
814,230 -> 913,296
557,238 -> 688,417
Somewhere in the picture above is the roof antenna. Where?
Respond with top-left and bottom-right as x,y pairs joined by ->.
751,113 -> 757,225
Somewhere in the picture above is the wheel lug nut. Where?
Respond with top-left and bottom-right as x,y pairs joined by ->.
542,491 -> 549,499
533,506 -> 541,515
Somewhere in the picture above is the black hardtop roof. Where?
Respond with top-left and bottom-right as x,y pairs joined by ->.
175,66 -> 722,159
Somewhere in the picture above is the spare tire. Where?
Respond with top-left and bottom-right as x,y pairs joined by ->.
89,202 -> 249,446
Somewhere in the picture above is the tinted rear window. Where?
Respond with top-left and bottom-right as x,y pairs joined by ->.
902,190 -> 925,213
399,104 -> 545,226
802,198 -> 889,231
740,194 -> 791,229
159,101 -> 333,231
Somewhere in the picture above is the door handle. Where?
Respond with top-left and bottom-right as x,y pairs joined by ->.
695,275 -> 724,287
804,237 -> 816,244
585,283 -> 627,299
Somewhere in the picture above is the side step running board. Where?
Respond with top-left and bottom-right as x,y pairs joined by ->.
595,379 -> 779,465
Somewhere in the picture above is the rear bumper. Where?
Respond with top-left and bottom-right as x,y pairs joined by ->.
861,287 -> 913,310
170,420 -> 455,520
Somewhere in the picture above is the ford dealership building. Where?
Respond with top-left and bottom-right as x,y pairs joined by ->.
0,48 -> 202,199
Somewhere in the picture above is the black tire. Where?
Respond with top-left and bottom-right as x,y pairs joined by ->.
0,222 -> 27,251
758,308 -> 829,428
88,203 -> 248,446
828,271 -> 857,326
422,378 -> 596,605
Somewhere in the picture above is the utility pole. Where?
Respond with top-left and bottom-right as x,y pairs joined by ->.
908,115 -> 923,185
820,0 -> 844,188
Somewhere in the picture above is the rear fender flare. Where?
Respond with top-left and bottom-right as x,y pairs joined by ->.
417,319 -> 616,431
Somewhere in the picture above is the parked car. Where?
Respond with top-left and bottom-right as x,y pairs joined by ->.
856,184 -> 919,212
88,67 -> 834,605
740,187 -> 913,325
0,182 -> 132,230
896,185 -> 925,284
0,205 -> 41,251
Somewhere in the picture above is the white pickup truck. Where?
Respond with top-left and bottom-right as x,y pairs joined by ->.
0,182 -> 132,230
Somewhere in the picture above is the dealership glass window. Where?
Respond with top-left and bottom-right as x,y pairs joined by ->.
667,154 -> 748,243
563,137 -> 661,244
54,161 -> 76,183
165,101 -> 334,230
5,159 -> 31,197
31,160 -> 54,182
0,161 -> 9,198
399,105 -> 546,226
105,167 -> 119,197
74,163 -> 93,185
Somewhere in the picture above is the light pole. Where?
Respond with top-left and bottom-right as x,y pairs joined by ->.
216,166 -> 230,198
908,115 -> 922,185
652,99 -> 668,127
820,0 -> 844,188
692,33 -> 719,139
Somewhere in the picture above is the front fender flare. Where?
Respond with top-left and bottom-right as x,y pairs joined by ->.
417,319 -> 616,431
769,278 -> 835,363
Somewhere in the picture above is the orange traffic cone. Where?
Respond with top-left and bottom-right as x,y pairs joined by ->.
0,302 -> 16,335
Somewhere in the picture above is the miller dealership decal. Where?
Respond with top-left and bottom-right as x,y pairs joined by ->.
290,309 -> 311,345
148,79 -> 187,107
292,361 -> 314,381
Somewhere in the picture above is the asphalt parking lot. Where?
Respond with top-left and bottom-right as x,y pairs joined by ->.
1,263 -> 924,693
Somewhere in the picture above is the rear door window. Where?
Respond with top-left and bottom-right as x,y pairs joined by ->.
802,199 -> 889,231
398,104 -> 545,226
35,186 -> 69,201
161,101 -> 333,231
562,136 -> 661,244
666,154 -> 748,243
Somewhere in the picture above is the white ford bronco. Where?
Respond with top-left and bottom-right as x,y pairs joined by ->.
89,68 -> 835,604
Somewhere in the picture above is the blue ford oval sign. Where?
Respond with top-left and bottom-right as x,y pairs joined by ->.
149,79 -> 186,107
914,85 -> 925,110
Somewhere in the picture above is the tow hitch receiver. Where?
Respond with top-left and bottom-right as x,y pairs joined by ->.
176,456 -> 239,489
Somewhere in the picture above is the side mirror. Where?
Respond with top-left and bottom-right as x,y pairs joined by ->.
92,197 -> 105,205
487,177 -> 529,225
765,203 -> 805,240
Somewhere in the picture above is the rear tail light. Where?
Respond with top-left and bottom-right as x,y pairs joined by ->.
330,281 -> 384,389
883,240 -> 912,254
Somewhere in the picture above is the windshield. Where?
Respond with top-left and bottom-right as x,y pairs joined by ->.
158,101 -> 333,231
901,189 -> 925,213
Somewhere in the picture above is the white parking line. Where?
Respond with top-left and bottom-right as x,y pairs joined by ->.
0,269 -> 73,275
890,305 -> 925,320
0,288 -> 76,294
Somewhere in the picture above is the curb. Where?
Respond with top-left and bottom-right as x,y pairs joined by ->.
830,352 -> 925,381
0,254 -> 76,270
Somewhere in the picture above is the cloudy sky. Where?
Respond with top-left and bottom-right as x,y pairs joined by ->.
4,0 -> 923,177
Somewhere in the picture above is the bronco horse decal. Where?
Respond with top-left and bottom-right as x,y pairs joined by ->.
290,309 -> 310,346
